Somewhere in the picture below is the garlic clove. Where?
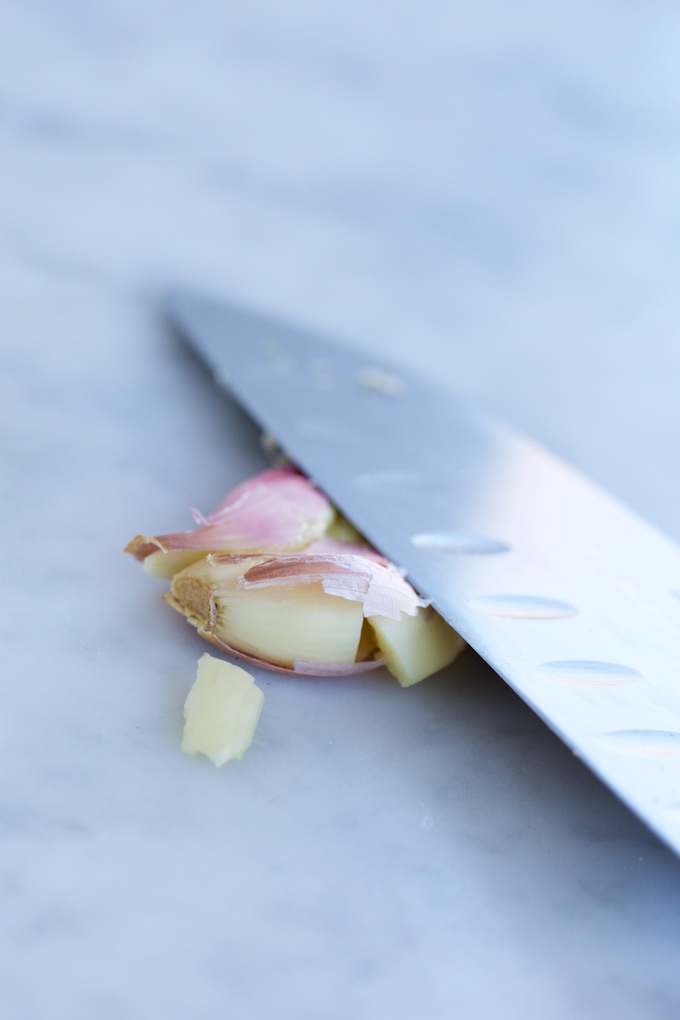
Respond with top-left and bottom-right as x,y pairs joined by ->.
168,555 -> 366,671
125,467 -> 334,567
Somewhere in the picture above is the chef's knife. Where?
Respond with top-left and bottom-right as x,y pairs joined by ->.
167,289 -> 680,857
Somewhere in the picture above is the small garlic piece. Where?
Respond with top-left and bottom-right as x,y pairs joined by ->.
181,653 -> 264,766
368,607 -> 466,687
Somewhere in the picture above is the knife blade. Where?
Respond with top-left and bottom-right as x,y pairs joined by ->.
167,289 -> 680,857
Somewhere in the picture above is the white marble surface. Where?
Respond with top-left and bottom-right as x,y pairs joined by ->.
3,2 -> 680,1017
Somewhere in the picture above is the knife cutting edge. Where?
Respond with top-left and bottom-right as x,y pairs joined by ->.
167,289 -> 680,858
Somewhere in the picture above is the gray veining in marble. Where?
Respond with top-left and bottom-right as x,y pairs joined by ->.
2,3 -> 680,1018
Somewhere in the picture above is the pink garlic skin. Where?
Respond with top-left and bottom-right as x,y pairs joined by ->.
126,467 -> 333,561
239,548 -> 429,621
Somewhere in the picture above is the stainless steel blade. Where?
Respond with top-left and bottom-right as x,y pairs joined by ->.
168,289 -> 680,856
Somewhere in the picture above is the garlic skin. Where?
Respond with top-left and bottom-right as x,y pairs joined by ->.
240,542 -> 429,620
125,467 -> 334,577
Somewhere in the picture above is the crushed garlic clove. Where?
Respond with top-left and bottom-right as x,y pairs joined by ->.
127,467 -> 467,685
167,554 -> 367,672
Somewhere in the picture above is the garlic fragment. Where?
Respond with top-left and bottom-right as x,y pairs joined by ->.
125,467 -> 334,576
181,653 -> 264,766
368,607 -> 466,687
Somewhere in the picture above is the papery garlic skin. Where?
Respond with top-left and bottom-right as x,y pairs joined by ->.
168,555 -> 366,670
240,544 -> 428,621
181,653 -> 264,766
125,467 -> 334,573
